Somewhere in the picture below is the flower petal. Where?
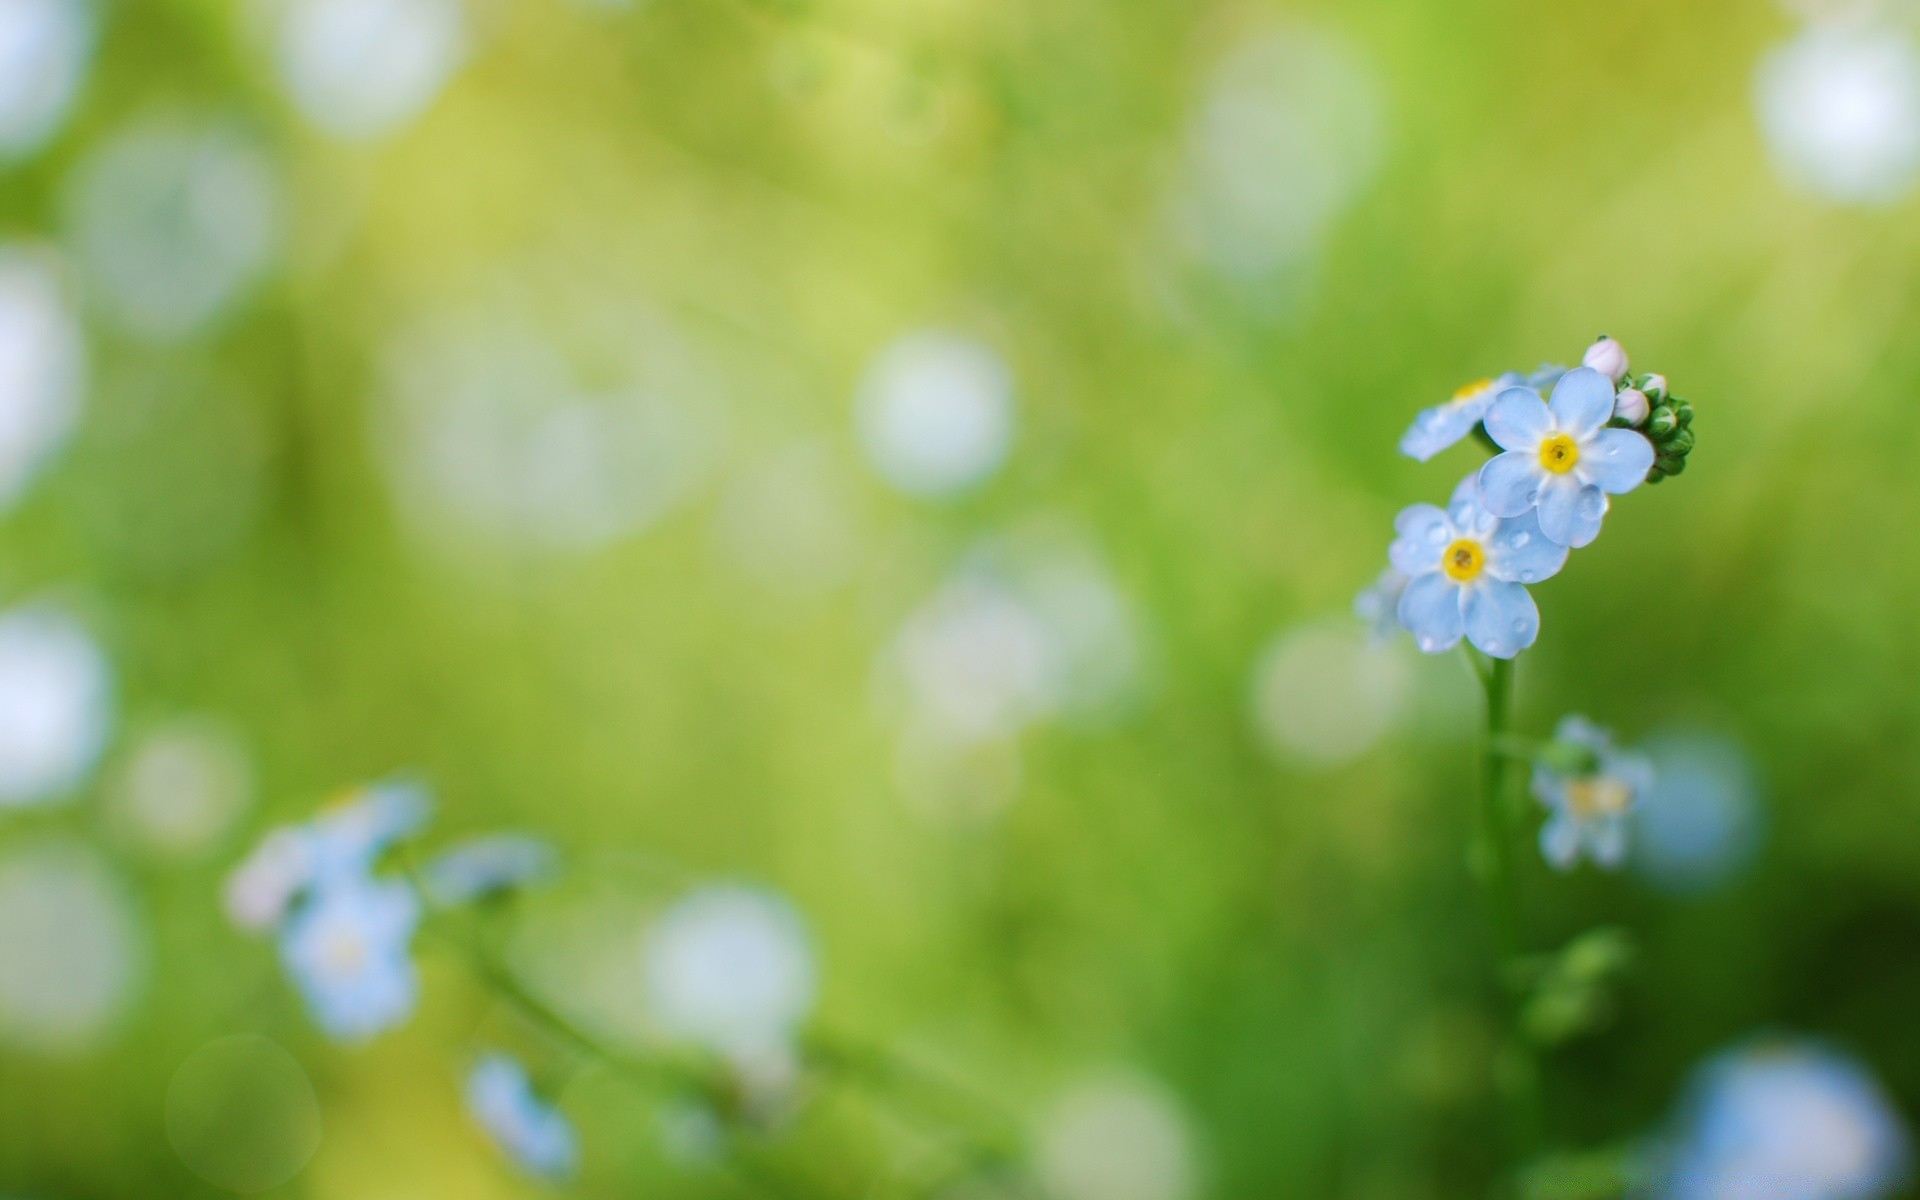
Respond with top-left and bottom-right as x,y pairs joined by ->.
1483,510 -> 1569,585
1476,450 -> 1544,518
1462,578 -> 1538,659
1540,813 -> 1582,871
1396,571 -> 1464,655
1576,427 -> 1656,494
1390,504 -> 1452,576
1547,367 -> 1616,436
1399,402 -> 1482,462
1483,387 -> 1552,451
1589,817 -> 1628,868
1536,474 -> 1607,548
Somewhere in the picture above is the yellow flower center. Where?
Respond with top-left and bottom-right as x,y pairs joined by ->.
1441,538 -> 1485,583
1539,433 -> 1580,474
320,929 -> 368,979
1565,776 -> 1632,818
1451,377 -> 1493,405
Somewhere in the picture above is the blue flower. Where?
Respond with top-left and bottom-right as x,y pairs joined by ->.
1532,715 -> 1652,871
303,780 -> 431,883
423,835 -> 557,906
1390,475 -> 1569,658
1659,1040 -> 1910,1200
467,1053 -> 579,1181
1476,367 -> 1656,548
1352,567 -> 1407,641
1399,372 -> 1522,462
278,874 -> 421,1041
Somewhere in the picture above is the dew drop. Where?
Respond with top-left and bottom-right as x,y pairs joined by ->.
1509,531 -> 1530,548
1511,619 -> 1528,634
1426,526 -> 1448,546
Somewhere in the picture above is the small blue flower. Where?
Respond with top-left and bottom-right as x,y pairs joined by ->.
278,874 -> 421,1041
1660,1040 -> 1911,1200
467,1053 -> 580,1181
1399,372 -> 1521,462
304,780 -> 431,883
423,835 -> 557,906
1476,367 -> 1656,548
1390,475 -> 1569,658
1532,715 -> 1652,871
1353,567 -> 1407,641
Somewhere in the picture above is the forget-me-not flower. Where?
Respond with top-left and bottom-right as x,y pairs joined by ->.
224,780 -> 430,933
1400,373 -> 1519,462
1476,367 -> 1655,549
278,874 -> 421,1041
1399,366 -> 1568,462
423,834 -> 557,906
1659,1040 -> 1911,1200
467,1052 -> 580,1181
1533,715 -> 1652,871
1390,475 -> 1569,658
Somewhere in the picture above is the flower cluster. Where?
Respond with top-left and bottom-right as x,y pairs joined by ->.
224,781 -> 432,1040
224,780 -> 837,1181
1370,336 -> 1693,658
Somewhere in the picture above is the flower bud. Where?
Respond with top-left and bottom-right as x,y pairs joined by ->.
1673,399 -> 1693,428
1648,406 -> 1679,438
1664,427 -> 1695,456
1641,373 -> 1669,402
1582,336 -> 1630,383
1655,452 -> 1687,476
1613,387 -> 1650,426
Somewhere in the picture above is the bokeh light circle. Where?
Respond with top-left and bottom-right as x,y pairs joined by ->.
0,602 -> 113,807
1756,24 -> 1920,205
165,1033 -> 322,1193
0,243 -> 84,512
1250,623 -> 1410,769
1036,1074 -> 1197,1200
63,117 -> 281,341
0,840 -> 143,1053
0,0 -> 94,161
272,0 -> 466,140
855,330 -> 1015,499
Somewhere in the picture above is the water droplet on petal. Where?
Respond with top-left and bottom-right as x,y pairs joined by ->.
1426,526 -> 1448,546
1511,619 -> 1527,635
1509,531 -> 1530,548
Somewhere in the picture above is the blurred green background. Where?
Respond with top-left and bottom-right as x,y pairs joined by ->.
3,0 -> 1920,1196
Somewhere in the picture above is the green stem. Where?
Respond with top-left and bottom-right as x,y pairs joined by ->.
1475,653 -> 1545,1178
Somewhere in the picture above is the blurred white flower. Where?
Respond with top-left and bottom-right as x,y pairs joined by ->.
855,330 -> 1015,499
269,0 -> 466,140
1250,621 -> 1410,769
0,603 -> 112,807
108,718 -> 252,861
1757,24 -> 1920,204
1037,1073 -> 1198,1200
0,840 -> 142,1054
379,308 -> 719,553
892,577 -> 1061,745
643,884 -> 816,1060
1630,731 -> 1764,895
0,0 -> 93,161
0,244 -> 83,511
1167,24 -> 1385,282
63,117 -> 281,340
1659,1040 -> 1910,1199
